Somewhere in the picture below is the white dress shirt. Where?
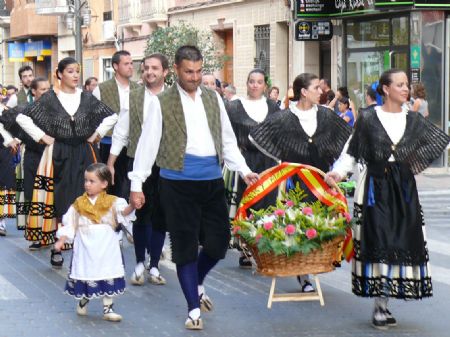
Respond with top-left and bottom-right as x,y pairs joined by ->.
110,86 -> 163,156
333,106 -> 408,178
16,89 -> 118,142
129,84 -> 251,192
240,97 -> 268,123
290,104 -> 318,137
0,115 -> 14,147
92,78 -> 130,117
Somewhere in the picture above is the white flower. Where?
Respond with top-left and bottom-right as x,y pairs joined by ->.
283,236 -> 295,247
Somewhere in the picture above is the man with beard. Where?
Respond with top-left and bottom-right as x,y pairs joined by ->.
7,65 -> 34,108
107,54 -> 168,287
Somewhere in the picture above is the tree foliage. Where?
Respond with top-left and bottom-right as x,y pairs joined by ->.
145,22 -> 224,86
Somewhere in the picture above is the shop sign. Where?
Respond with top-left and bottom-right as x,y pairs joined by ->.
411,68 -> 420,83
295,20 -> 333,41
410,45 -> 421,68
8,42 -> 25,62
374,0 -> 414,8
296,0 -> 376,18
414,0 -> 450,8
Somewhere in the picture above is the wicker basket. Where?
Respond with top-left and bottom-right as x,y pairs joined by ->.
247,235 -> 344,277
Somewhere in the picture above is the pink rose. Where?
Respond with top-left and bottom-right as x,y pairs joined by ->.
344,212 -> 351,223
302,207 -> 313,216
232,226 -> 241,235
285,224 -> 296,235
285,200 -> 294,207
305,228 -> 317,239
263,222 -> 274,230
255,233 -> 263,243
274,209 -> 285,216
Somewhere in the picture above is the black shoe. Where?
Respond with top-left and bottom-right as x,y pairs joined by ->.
239,256 -> 252,269
29,242 -> 42,250
297,276 -> 315,293
50,249 -> 64,268
372,309 -> 388,330
385,309 -> 397,326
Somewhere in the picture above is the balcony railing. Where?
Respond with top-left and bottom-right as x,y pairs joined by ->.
119,0 -> 167,26
35,0 -> 71,15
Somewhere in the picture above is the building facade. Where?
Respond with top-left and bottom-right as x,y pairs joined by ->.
168,0 -> 291,97
294,1 -> 450,168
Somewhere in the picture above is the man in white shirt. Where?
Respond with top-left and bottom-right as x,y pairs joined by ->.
107,54 -> 169,288
7,65 -> 35,108
129,45 -> 258,330
93,50 -> 139,198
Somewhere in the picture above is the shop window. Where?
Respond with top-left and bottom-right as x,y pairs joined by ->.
346,19 -> 390,49
254,25 -> 270,74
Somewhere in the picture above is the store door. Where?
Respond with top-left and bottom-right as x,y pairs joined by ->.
346,49 -> 408,111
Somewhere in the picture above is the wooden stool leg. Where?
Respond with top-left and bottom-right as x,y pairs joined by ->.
313,275 -> 325,306
267,277 -> 276,309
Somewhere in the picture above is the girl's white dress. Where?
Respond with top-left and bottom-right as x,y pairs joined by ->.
57,196 -> 135,299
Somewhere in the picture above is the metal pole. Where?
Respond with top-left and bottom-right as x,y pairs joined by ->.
74,0 -> 83,84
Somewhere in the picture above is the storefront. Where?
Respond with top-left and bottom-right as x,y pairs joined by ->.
296,0 -> 450,168
7,38 -> 55,81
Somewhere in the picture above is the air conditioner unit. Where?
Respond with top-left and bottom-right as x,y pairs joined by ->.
103,20 -> 116,41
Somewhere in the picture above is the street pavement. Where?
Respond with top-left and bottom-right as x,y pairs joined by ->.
1,172 -> 450,337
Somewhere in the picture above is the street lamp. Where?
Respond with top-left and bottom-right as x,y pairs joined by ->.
64,0 -> 91,83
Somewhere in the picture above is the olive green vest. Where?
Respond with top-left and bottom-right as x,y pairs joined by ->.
17,88 -> 29,106
127,86 -> 146,158
155,85 -> 223,171
99,78 -> 139,137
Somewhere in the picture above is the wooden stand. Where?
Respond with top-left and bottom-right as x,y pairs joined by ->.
267,275 -> 324,309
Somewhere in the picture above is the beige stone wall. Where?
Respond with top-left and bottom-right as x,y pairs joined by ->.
10,1 -> 57,39
169,0 -> 290,97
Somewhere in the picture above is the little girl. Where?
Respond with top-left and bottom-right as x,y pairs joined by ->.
54,163 -> 135,322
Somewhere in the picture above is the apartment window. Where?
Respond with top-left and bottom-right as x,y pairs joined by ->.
103,11 -> 112,21
103,58 -> 113,81
254,25 -> 270,74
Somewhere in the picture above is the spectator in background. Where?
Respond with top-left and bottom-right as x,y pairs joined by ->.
5,85 -> 18,105
280,84 -> 294,109
223,84 -> 239,102
201,73 -> 216,90
411,82 -> 429,118
215,78 -> 223,97
268,86 -> 281,107
319,78 -> 333,105
328,86 -> 356,115
358,86 -> 378,118
338,96 -> 354,127
84,77 -> 98,92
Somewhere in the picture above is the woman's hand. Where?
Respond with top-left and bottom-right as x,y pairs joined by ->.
324,171 -> 343,187
87,132 -> 100,144
243,172 -> 259,186
8,139 -> 20,154
40,134 -> 55,145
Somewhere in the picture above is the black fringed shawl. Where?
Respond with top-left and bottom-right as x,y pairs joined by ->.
0,107 -> 45,152
226,98 -> 280,151
348,108 -> 450,175
249,106 -> 352,171
20,90 -> 115,145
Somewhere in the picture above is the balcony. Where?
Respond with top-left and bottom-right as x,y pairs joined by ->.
119,0 -> 167,27
0,0 -> 10,28
35,0 -> 71,16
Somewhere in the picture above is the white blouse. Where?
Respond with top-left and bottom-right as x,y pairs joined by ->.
290,104 -> 318,137
16,89 -> 118,142
240,97 -> 268,123
332,106 -> 408,178
57,197 -> 135,281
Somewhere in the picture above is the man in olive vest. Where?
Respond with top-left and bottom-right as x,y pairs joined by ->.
93,50 -> 139,198
7,65 -> 34,108
107,53 -> 168,287
129,45 -> 258,330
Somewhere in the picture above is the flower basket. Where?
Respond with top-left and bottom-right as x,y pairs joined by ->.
248,236 -> 344,277
233,162 -> 351,277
